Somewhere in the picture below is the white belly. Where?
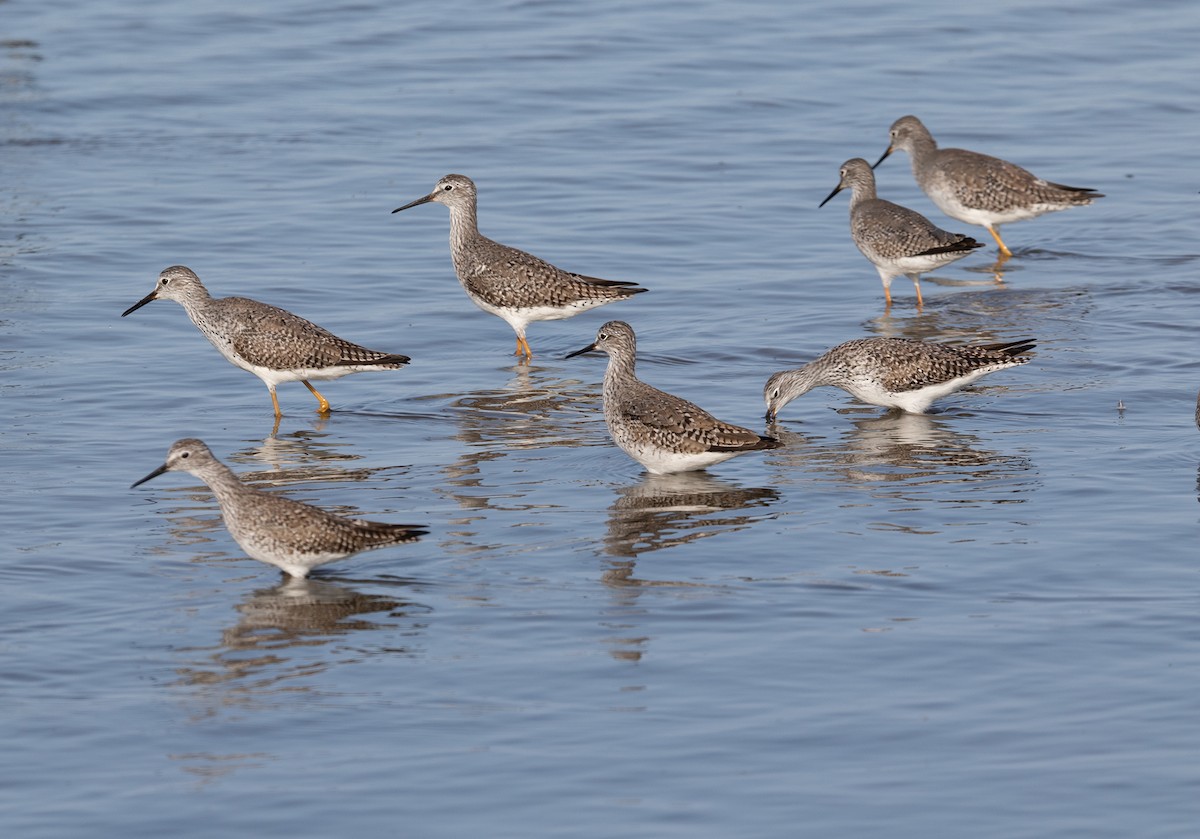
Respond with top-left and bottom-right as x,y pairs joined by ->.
616,438 -> 740,474
470,295 -> 614,333
846,370 -> 991,413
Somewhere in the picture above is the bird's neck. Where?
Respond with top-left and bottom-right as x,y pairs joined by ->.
791,359 -> 838,393
602,351 -> 637,392
176,286 -> 215,321
446,202 -> 481,253
847,181 -> 876,210
906,133 -> 938,170
192,459 -> 254,504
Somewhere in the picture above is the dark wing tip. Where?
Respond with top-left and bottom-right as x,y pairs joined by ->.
918,237 -> 984,256
978,338 -> 1037,358
364,522 -> 429,541
709,434 -> 782,453
572,274 -> 648,292
1047,181 -> 1104,196
343,352 -> 410,367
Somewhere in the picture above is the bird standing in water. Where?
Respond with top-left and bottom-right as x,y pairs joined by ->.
392,174 -> 646,359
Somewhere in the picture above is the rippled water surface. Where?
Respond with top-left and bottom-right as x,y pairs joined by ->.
3,1 -> 1199,836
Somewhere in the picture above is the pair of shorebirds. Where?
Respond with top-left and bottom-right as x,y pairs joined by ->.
129,116 -> 1093,576
824,115 -> 1103,307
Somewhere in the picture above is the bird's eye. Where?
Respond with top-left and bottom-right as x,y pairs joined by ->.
180,451 -> 189,459
771,388 -> 780,399
598,332 -> 608,341
442,184 -> 453,192
160,277 -> 170,286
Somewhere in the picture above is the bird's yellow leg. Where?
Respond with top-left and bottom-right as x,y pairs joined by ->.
883,283 -> 893,307
303,380 -> 331,413
986,225 -> 1012,257
913,279 -> 923,308
270,388 -> 283,419
514,335 -> 532,359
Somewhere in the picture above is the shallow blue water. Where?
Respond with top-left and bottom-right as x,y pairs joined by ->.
3,1 -> 1199,836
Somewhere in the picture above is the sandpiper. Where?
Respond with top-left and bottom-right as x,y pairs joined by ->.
567,321 -> 779,474
764,336 -> 1035,420
392,174 -> 646,359
820,157 -> 983,306
131,438 -> 427,578
122,266 -> 409,418
874,115 -> 1103,257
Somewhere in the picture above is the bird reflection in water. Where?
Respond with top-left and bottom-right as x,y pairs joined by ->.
222,426 -> 419,511
174,576 -> 428,714
438,366 -> 595,514
603,472 -> 779,561
864,280 -> 1087,352
770,411 -> 1037,506
924,255 -> 1013,289
867,305 -> 1028,346
598,473 -> 777,664
238,422 -> 347,468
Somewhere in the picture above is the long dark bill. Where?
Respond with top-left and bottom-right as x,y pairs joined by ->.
130,462 -> 170,489
818,183 -> 844,208
391,193 -> 435,214
121,289 -> 159,317
564,342 -> 598,360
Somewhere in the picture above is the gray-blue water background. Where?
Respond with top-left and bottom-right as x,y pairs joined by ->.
3,1 -> 1198,836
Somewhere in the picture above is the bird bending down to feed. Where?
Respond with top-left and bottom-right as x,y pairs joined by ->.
131,438 -> 427,578
122,266 -> 410,418
566,321 -> 780,474
873,115 -> 1103,258
392,174 -> 646,359
764,336 -> 1035,421
820,157 -> 983,307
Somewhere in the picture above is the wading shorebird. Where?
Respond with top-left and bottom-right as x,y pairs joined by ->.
874,115 -> 1103,258
765,336 -> 1035,420
122,266 -> 409,418
820,157 -> 983,306
392,174 -> 646,359
567,321 -> 780,474
131,438 -> 427,578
